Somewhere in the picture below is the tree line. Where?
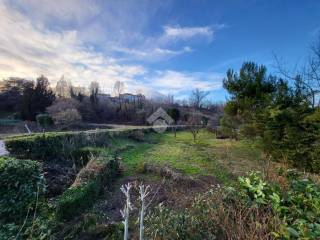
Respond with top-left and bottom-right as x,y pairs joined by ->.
0,76 -> 223,128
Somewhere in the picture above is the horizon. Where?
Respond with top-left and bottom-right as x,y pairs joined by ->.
0,0 -> 319,102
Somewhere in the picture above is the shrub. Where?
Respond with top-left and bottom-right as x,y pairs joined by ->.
145,189 -> 276,240
56,158 -> 120,220
36,114 -> 54,128
47,98 -> 81,125
0,157 -> 44,222
70,147 -> 105,167
128,130 -> 145,142
237,171 -> 320,239
146,171 -> 320,239
53,109 -> 82,126
5,129 -> 149,162
56,179 -> 100,221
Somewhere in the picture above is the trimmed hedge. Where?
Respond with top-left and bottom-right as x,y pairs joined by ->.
56,158 -> 120,220
70,147 -> 106,167
0,157 -> 44,222
4,128 -> 150,162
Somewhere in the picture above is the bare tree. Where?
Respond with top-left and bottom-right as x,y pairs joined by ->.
89,81 -> 100,104
187,111 -> 202,142
307,35 -> 320,105
55,75 -> 71,98
274,54 -> 317,108
189,88 -> 209,109
113,81 -> 124,110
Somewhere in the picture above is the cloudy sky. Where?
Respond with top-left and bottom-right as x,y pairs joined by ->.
0,0 -> 319,101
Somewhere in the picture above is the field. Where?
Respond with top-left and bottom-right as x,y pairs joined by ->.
2,128 -> 320,239
52,129 -> 272,238
121,130 -> 266,182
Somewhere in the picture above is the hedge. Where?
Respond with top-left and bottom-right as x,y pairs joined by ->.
0,157 -> 44,223
56,158 -> 120,220
70,147 -> 106,167
4,128 -> 152,163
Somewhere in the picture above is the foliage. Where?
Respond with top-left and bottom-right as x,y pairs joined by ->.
0,157 -> 44,222
20,75 -> 55,120
36,114 -> 54,129
56,158 -> 120,220
0,78 -> 31,114
53,108 -> 82,125
70,147 -> 105,167
237,171 -> 320,239
145,188 -> 276,240
47,98 -> 81,125
4,129 -> 141,161
223,62 -> 320,172
166,108 -> 180,123
146,170 -> 320,239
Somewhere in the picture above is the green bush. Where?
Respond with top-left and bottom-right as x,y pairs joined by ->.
237,171 -> 320,239
36,114 -> 54,128
146,170 -> 320,239
56,179 -> 100,221
70,147 -> 105,167
0,157 -> 44,222
56,158 -> 120,220
4,129 -> 149,162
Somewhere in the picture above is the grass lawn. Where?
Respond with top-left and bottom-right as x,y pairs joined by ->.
120,130 -> 267,184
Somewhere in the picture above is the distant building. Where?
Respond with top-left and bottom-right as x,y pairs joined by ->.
120,93 -> 145,103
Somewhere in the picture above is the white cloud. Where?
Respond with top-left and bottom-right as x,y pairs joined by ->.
0,0 -> 225,99
149,70 -> 223,95
163,25 -> 214,40
0,1 -> 146,94
6,0 -> 100,26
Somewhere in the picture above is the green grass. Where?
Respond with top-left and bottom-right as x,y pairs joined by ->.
120,130 -> 266,184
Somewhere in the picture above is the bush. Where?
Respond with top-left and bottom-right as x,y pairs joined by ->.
36,114 -> 54,128
237,171 -> 320,239
70,147 -> 105,167
53,109 -> 82,125
145,188 -> 276,240
128,130 -> 145,141
0,157 -> 44,222
146,170 -> 320,239
56,158 -> 120,220
56,179 -> 100,221
47,98 -> 81,125
5,129 -> 150,162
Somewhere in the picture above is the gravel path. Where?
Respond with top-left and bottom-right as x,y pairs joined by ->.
0,140 -> 8,156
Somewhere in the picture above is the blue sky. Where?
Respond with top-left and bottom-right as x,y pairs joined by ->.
0,0 -> 319,102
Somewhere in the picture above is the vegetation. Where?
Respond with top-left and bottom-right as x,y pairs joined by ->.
222,61 -> 320,172
56,157 -> 120,220
0,157 -> 44,222
4,128 -> 148,162
145,169 -> 320,239
1,36 -> 320,239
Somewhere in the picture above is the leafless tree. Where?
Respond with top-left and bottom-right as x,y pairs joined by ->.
189,88 -> 209,109
307,35 -> 320,105
55,75 -> 71,98
113,80 -> 124,110
187,111 -> 202,142
274,54 -> 317,108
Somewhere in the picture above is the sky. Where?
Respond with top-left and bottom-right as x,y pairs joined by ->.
0,0 -> 319,102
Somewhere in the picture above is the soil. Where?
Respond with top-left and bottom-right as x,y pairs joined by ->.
43,163 -> 78,198
96,173 -> 219,224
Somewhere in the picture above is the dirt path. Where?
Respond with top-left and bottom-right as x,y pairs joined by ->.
0,140 -> 8,156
